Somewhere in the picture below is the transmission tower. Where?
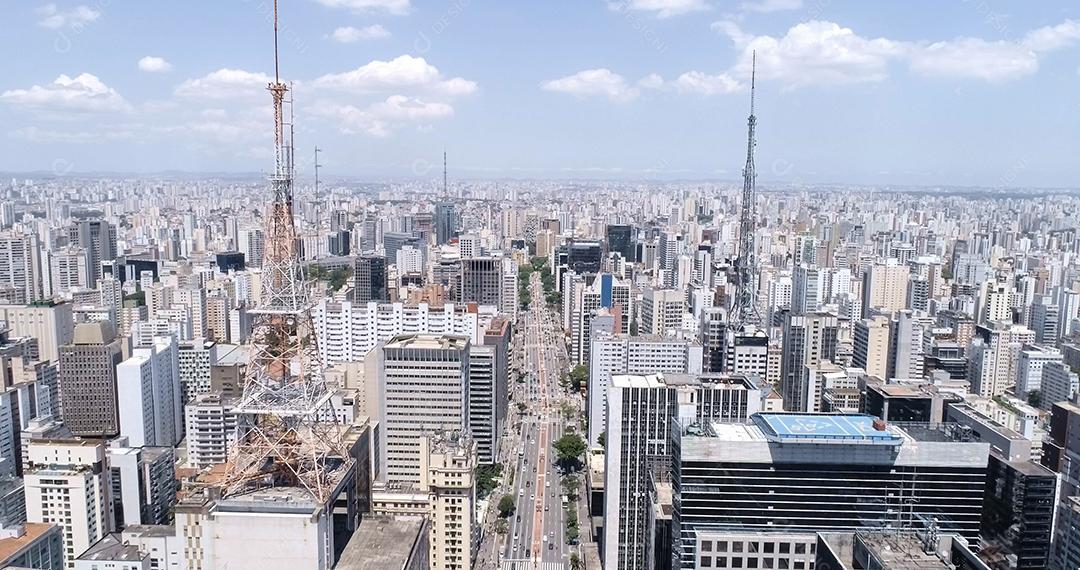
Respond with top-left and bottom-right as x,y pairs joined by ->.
219,0 -> 351,503
732,51 -> 762,329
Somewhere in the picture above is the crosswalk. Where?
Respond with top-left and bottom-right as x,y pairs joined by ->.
500,559 -> 564,570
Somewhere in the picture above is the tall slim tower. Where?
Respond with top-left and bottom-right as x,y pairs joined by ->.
220,0 -> 351,502
732,52 -> 760,328
727,53 -> 769,376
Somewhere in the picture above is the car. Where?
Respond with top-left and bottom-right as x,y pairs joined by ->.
530,494 -> 535,500
548,542 -> 555,551
542,535 -> 547,542
526,481 -> 530,487
513,533 -> 518,542
516,515 -> 521,522
544,505 -> 549,512
519,489 -> 524,497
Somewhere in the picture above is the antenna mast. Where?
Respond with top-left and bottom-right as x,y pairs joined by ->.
732,51 -> 762,328
218,0 -> 351,503
443,150 -> 448,196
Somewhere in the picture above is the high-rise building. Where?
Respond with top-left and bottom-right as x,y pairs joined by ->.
779,312 -> 839,412
458,257 -> 501,306
58,322 -> 124,438
351,255 -> 388,303
588,333 -> 703,447
116,336 -> 182,448
420,432 -> 475,570
183,392 -> 238,469
1031,295 -> 1060,345
969,323 -> 1035,398
606,224 -> 635,261
467,344 -> 499,465
0,232 -> 42,304
852,314 -> 890,379
669,413 -> 990,569
25,439 -> 112,569
1040,361 -> 1079,410
0,522 -> 63,570
1015,345 -> 1062,399
379,334 -> 469,483
641,288 -> 686,337
435,202 -> 457,246
860,258 -> 910,318
106,442 -> 177,528
66,220 -> 116,287
791,263 -> 821,314
888,309 -> 929,380
603,373 -> 763,570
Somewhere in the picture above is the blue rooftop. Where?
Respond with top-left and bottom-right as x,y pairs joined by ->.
752,413 -> 904,445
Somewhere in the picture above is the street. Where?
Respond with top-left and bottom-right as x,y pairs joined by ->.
477,269 -> 575,570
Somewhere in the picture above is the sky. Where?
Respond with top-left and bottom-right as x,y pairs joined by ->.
1,0 -> 1079,187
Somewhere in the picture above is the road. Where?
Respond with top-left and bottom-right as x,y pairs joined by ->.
494,270 -> 571,570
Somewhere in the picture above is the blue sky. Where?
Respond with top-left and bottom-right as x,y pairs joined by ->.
1,0 -> 1079,187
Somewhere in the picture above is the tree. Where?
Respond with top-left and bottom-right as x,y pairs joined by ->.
569,553 -> 582,570
561,474 -> 581,498
553,433 -> 587,471
530,256 -> 547,271
498,494 -> 516,518
629,319 -> 639,336
495,518 -> 509,534
476,464 -> 502,498
568,364 -> 587,392
1028,390 -> 1041,407
328,267 -> 352,291
597,431 -> 606,448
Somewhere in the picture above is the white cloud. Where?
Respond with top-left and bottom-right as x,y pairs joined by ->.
174,69 -> 274,100
311,96 -> 454,137
329,25 -> 391,43
312,0 -> 410,16
36,4 -> 100,29
138,56 -> 173,73
541,69 -> 640,102
313,55 -> 477,95
608,0 -> 709,18
738,0 -> 802,13
0,73 -> 129,113
669,71 -> 743,95
723,21 -> 905,87
909,39 -> 1038,82
1022,19 -> 1080,52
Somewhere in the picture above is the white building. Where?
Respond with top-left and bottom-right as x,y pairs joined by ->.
1015,345 -> 1062,398
117,337 -> 182,448
587,333 -> 703,447
25,439 -> 112,569
183,393 -> 238,469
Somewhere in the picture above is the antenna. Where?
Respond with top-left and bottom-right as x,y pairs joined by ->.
443,150 -> 448,196
750,51 -> 756,117
273,0 -> 280,84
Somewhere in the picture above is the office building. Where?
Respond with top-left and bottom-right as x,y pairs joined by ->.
791,263 -> 821,314
25,439 -> 112,569
587,333 -> 703,447
669,413 -> 990,569
861,258 -> 910,317
435,202 -> 457,246
606,224 -> 635,261
852,315 -> 890,379
106,442 -> 177,528
116,336 -> 182,448
0,232 -> 42,304
184,392 -> 238,469
66,220 -> 117,287
1015,345 -> 1062,399
0,302 -> 74,363
351,255 -> 388,303
641,288 -> 686,337
379,334 -> 469,483
780,312 -> 839,412
58,322 -> 124,438
458,257 -> 501,306
1041,361 -> 1079,410
604,373 -> 763,570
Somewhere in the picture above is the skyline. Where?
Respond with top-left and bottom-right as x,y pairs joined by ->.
2,1 -> 1079,186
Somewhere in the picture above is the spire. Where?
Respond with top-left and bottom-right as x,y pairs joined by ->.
749,50 -> 756,118
443,150 -> 448,195
733,50 -> 761,329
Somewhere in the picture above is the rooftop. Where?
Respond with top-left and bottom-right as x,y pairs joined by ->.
384,333 -> 469,350
336,516 -> 426,570
77,533 -> 146,562
754,413 -> 903,445
0,523 -> 58,563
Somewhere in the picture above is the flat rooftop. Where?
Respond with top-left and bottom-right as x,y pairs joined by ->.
384,333 -> 469,350
336,516 -> 426,570
0,523 -> 57,563
754,413 -> 903,445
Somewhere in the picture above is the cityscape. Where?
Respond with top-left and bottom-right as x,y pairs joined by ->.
0,1 -> 1079,570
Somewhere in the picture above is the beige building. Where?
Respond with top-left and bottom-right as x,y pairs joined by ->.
0,301 -> 74,362
853,314 -> 890,379
58,322 -> 124,438
860,258 -> 910,317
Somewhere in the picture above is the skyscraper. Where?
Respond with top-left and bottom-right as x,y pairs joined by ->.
350,254 -> 388,303
779,311 -> 839,412
458,257 -> 501,306
606,224 -> 635,261
435,202 -> 456,245
58,321 -> 124,438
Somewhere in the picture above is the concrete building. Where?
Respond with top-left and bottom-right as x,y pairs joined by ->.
58,322 -> 124,438
117,337 -> 182,448
640,288 -> 685,337
379,334 -> 469,484
0,233 -> 43,304
336,516 -> 428,570
106,442 -> 176,528
780,312 -> 839,413
860,258 -> 910,318
669,413 -> 990,570
604,373 -> 764,570
587,333 -> 703,447
458,257 -> 501,306
0,522 -> 64,570
25,439 -> 112,569
0,302 -> 74,362
969,323 -> 1035,398
420,432 -> 475,570
313,301 -> 484,366
851,315 -> 890,380
1040,361 -> 1079,410
73,533 -> 148,569
1015,345 -> 1062,399
351,255 -> 388,304
183,392 -> 238,469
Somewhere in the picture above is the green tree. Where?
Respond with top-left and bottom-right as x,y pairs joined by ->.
498,494 -> 516,518
328,267 -> 352,291
530,256 -> 547,271
569,553 -> 582,570
567,364 -> 587,392
495,518 -> 509,534
1028,390 -> 1041,407
553,433 -> 587,471
561,474 -> 581,498
476,464 -> 503,498
597,431 -> 606,448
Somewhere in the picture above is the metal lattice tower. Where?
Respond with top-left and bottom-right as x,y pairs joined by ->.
219,0 -> 351,503
732,52 -> 762,329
